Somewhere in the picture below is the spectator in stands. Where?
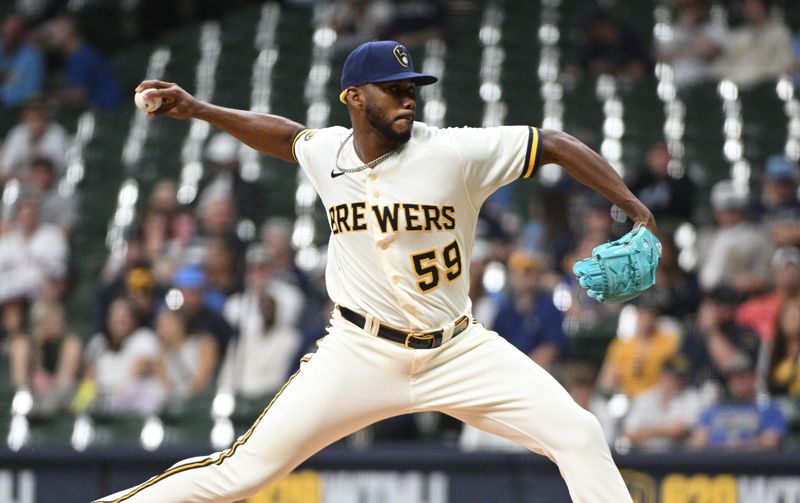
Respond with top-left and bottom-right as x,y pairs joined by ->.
0,101 -> 70,184
9,301 -> 81,415
655,0 -> 727,88
219,279 -> 303,402
1,157 -> 78,234
225,244 -> 304,328
5,298 -> 29,393
697,179 -> 772,295
199,132 -> 262,222
81,297 -> 162,416
492,250 -> 568,370
202,236 -> 243,312
155,309 -> 218,407
139,180 -> 178,264
157,207 -> 197,282
598,295 -> 680,397
0,14 -> 44,108
621,355 -> 703,451
125,266 -> 162,329
93,262 -> 161,334
98,230 -> 149,285
573,9 -> 649,82
149,179 -> 179,215
0,193 -> 68,304
737,246 -> 800,343
172,265 -> 234,358
630,140 -> 695,224
652,235 -> 701,317
689,355 -> 786,450
260,217 -> 310,294
196,193 -> 245,269
710,0 -> 793,90
755,155 -> 800,248
682,286 -> 761,385
47,16 -> 121,109
767,298 -> 800,396
136,180 -> 195,285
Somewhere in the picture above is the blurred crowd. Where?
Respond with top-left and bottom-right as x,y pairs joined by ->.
1,12 -> 120,112
1,0 -> 800,455
325,0 -> 447,52
564,0 -> 797,90
324,0 -> 800,87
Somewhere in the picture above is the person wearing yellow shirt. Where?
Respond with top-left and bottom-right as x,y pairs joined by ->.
598,295 -> 680,397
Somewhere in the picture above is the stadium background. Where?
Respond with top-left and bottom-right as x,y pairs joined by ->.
1,0 -> 800,501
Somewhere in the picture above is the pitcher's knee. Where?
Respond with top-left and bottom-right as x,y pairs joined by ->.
225,462 -> 281,499
235,472 -> 273,498
560,409 -> 607,452
206,449 -> 285,499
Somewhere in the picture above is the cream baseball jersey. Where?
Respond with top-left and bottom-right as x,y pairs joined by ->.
292,122 -> 541,331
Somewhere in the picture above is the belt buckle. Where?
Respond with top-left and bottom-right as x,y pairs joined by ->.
453,316 -> 469,335
405,330 -> 435,349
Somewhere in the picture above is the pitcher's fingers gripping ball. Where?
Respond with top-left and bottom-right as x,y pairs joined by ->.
573,224 -> 662,303
134,88 -> 162,113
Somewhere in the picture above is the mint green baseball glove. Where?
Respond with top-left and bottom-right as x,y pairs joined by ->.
572,225 -> 661,303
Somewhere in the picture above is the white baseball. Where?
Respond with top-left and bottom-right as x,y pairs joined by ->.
134,89 -> 163,113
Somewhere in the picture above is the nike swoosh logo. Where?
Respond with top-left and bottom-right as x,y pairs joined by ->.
330,170 -> 346,179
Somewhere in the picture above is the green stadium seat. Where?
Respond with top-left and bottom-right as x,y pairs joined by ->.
26,413 -> 75,447
159,390 -> 215,447
740,80 -> 788,172
89,413 -> 145,447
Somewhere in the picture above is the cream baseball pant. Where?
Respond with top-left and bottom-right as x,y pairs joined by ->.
95,310 -> 632,503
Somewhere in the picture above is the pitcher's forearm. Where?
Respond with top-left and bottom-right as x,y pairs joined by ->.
539,130 -> 655,230
195,103 -> 305,163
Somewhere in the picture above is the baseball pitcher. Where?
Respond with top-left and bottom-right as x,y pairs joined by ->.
95,40 -> 659,503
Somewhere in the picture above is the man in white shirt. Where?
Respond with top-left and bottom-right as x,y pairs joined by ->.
219,245 -> 303,400
0,194 -> 68,304
0,101 -> 70,183
622,356 -> 704,451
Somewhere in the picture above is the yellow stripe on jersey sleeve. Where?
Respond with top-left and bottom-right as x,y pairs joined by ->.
291,128 -> 312,162
520,127 -> 541,179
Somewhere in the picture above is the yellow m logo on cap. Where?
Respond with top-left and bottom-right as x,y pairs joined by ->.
393,46 -> 410,68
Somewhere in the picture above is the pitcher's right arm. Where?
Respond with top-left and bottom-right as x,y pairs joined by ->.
136,80 -> 304,163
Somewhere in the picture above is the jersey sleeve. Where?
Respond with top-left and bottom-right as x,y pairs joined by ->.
449,125 -> 542,205
290,128 -> 319,168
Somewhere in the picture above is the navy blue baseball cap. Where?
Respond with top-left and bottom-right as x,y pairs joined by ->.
339,40 -> 438,104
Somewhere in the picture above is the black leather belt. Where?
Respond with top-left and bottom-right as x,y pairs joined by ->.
339,306 -> 470,349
